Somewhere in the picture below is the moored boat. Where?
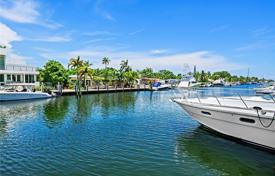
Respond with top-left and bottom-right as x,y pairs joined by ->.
0,91 -> 54,101
178,75 -> 200,88
172,94 -> 275,152
0,85 -> 55,101
255,84 -> 275,95
152,81 -> 171,91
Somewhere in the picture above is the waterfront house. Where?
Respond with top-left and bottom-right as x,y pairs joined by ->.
0,52 -> 39,86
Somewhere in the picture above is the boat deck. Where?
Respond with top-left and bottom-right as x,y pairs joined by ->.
174,96 -> 275,116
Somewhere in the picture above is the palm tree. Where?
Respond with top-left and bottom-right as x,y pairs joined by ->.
120,59 -> 131,72
79,61 -> 93,91
102,68 -> 110,89
123,70 -> 138,88
68,56 -> 84,96
102,57 -> 110,69
119,60 -> 132,87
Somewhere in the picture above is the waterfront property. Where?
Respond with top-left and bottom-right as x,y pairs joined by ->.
0,52 -> 38,86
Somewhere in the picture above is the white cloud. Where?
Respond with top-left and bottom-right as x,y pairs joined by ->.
150,49 -> 169,55
26,35 -> 71,42
0,23 -> 22,48
94,0 -> 116,22
83,31 -> 117,36
209,24 -> 230,33
234,41 -> 271,51
41,46 -> 244,72
251,27 -> 272,37
129,29 -> 144,36
5,53 -> 29,65
84,37 -> 117,44
0,0 -> 61,29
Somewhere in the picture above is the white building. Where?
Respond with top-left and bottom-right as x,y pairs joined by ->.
0,51 -> 39,86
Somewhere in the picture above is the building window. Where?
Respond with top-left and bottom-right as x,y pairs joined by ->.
17,75 -> 21,82
25,74 -> 35,83
0,74 -> 4,82
12,75 -> 16,82
7,74 -> 11,81
30,75 -> 34,83
25,75 -> 29,83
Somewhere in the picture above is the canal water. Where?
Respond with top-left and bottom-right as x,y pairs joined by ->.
0,88 -> 274,176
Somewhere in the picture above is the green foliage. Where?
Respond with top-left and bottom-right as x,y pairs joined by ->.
39,57 -> 271,91
39,60 -> 68,86
102,57 -> 110,68
139,67 -> 154,78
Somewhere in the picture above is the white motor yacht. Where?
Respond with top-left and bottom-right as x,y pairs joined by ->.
0,85 -> 54,101
172,94 -> 275,152
178,75 -> 200,88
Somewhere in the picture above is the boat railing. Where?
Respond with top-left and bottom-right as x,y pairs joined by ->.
172,88 -> 275,109
171,89 -> 275,128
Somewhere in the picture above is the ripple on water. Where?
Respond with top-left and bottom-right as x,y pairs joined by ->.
0,90 -> 275,176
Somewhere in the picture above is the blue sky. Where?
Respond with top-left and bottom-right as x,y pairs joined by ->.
0,0 -> 274,79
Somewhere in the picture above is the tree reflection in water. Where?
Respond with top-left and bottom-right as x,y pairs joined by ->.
175,127 -> 275,176
43,97 -> 70,128
99,92 -> 137,117
72,96 -> 95,124
0,92 -> 138,132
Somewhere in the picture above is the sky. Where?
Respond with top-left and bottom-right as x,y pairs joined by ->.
0,0 -> 274,79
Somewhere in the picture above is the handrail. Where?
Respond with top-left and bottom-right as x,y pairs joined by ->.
214,96 -> 222,106
270,94 -> 275,103
237,93 -> 249,109
196,94 -> 201,103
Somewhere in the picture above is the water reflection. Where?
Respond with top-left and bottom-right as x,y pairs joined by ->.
175,127 -> 275,176
97,92 -> 137,117
43,97 -> 70,128
72,96 -> 95,124
0,100 -> 48,135
0,93 -> 139,133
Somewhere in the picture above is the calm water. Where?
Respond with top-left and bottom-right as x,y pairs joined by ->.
0,88 -> 274,176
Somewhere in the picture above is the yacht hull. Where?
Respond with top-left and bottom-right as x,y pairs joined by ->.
0,92 -> 53,101
176,102 -> 275,152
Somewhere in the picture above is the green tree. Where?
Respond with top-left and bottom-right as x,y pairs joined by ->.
102,57 -> 110,69
123,70 -> 138,87
139,67 -> 154,78
156,69 -> 176,80
68,56 -> 84,96
118,60 -> 132,87
39,60 -> 68,87
79,61 -> 93,90
212,71 -> 231,80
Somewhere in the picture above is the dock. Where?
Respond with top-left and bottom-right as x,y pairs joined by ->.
52,86 -> 152,96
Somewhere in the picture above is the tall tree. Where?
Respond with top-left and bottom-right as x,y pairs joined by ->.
118,60 -> 131,87
79,61 -> 93,90
102,57 -> 110,69
68,56 -> 84,96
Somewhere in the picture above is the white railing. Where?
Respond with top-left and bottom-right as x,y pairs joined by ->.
5,64 -> 38,71
171,88 -> 275,109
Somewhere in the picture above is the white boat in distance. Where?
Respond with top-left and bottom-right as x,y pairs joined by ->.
172,94 -> 275,152
254,84 -> 275,95
178,75 -> 200,88
152,81 -> 171,91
